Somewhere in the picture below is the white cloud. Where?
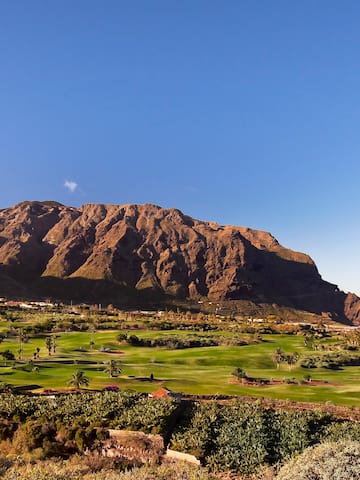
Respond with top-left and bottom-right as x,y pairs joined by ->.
64,180 -> 78,193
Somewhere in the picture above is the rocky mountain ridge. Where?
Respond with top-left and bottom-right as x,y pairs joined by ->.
0,200 -> 359,324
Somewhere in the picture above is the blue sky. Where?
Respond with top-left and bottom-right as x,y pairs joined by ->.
0,1 -> 359,294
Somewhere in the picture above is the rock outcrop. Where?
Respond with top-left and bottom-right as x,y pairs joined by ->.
0,200 -> 359,324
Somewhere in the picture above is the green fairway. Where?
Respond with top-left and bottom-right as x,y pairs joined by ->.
0,329 -> 359,406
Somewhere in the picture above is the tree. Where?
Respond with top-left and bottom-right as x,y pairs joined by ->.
345,330 -> 360,349
286,352 -> 300,370
24,360 -> 35,372
33,349 -> 39,360
45,337 -> 53,356
17,346 -> 23,361
272,348 -> 285,369
232,367 -> 248,383
89,324 -> 96,349
67,370 -> 89,389
52,336 -> 58,354
17,328 -> 24,360
33,347 -> 41,360
304,333 -> 315,350
104,359 -> 121,378
1,349 -> 15,366
117,333 -> 128,342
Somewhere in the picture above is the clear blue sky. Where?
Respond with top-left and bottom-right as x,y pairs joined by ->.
1,1 -> 359,294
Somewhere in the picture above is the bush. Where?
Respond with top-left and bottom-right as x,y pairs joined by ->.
1,459 -> 215,480
321,420 -> 360,442
0,392 -> 176,434
171,402 -> 220,459
171,401 -> 338,474
109,462 -> 215,480
0,457 -> 13,476
207,402 -> 269,473
276,441 -> 360,480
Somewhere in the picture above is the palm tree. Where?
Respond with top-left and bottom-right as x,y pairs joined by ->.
272,348 -> 285,369
45,337 -> 53,356
52,336 -> 58,354
67,370 -> 89,389
18,328 -> 24,360
104,360 -> 121,378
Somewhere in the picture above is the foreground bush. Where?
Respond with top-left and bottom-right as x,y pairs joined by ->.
171,401 -> 339,474
1,459 -> 214,480
276,441 -> 360,480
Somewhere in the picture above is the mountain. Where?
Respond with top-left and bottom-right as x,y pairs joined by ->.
0,200 -> 359,324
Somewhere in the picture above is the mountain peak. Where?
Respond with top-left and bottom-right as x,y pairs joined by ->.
0,200 -> 359,324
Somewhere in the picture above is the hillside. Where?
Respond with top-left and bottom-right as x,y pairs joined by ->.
0,200 -> 359,324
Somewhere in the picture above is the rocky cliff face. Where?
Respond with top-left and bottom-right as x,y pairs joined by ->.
0,201 -> 359,324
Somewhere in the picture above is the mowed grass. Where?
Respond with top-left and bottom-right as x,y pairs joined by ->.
0,330 -> 359,406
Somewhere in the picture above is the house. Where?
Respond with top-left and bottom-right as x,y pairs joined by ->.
149,387 -> 181,401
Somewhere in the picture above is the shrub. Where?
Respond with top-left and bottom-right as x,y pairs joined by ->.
276,441 -> 360,480
0,457 -> 13,476
170,402 -> 220,459
171,401 -> 338,474
85,462 -> 215,480
322,420 -> 360,442
207,402 -> 269,473
1,459 -> 215,480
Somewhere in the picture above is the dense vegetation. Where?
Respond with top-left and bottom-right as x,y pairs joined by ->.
0,392 -> 176,461
0,392 -> 360,474
0,391 -> 176,432
300,352 -> 360,369
118,332 -> 260,349
171,400 -> 360,474
0,391 -> 359,476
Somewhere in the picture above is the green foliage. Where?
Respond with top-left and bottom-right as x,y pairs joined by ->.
231,367 -> 247,381
267,410 -> 329,463
0,392 -> 177,434
1,349 -> 15,361
208,402 -> 269,473
321,420 -> 360,442
12,420 -> 61,458
104,360 -> 121,378
67,370 -> 89,389
171,400 -> 348,475
120,333 -> 257,349
45,337 -> 53,355
171,402 -> 220,458
272,348 -> 285,369
301,352 -> 360,369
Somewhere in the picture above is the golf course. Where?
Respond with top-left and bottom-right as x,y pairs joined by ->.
0,321 -> 359,406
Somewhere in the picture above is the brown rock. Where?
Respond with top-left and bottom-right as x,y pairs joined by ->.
0,200 -> 358,324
